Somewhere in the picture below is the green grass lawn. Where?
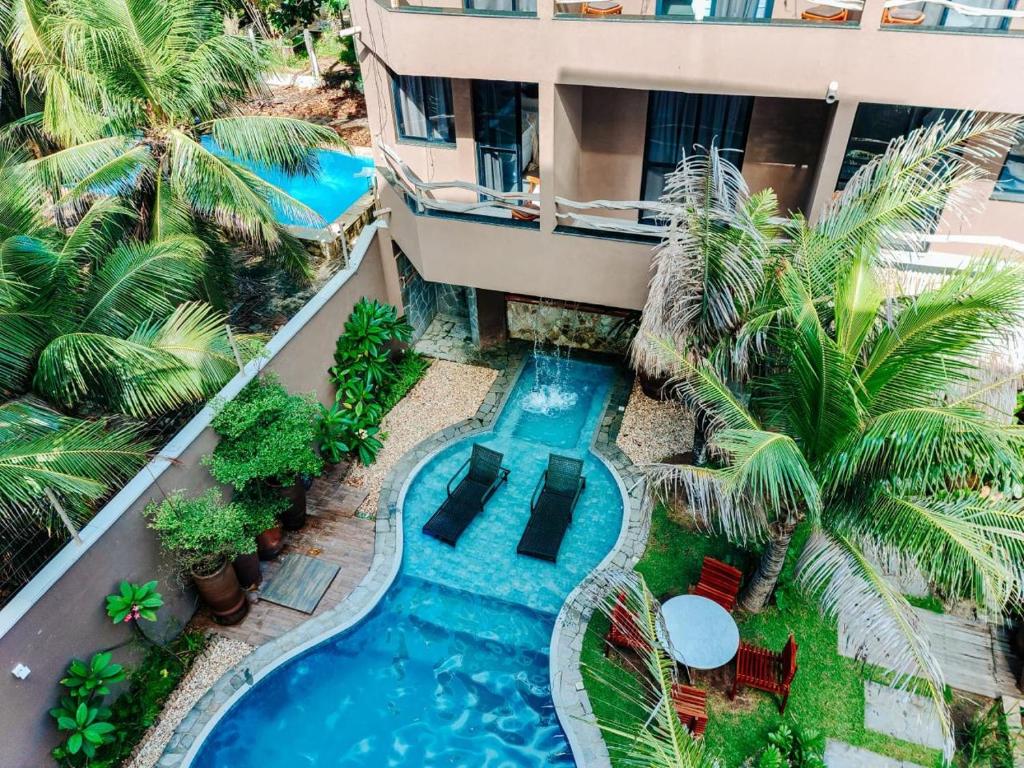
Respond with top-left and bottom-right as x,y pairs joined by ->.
580,504 -> 942,767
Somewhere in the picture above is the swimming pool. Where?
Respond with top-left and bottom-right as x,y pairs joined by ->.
191,354 -> 625,767
202,138 -> 375,226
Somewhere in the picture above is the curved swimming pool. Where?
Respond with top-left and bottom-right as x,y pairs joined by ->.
191,354 -> 625,767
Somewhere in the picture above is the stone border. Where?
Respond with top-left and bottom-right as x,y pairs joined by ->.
159,359 -> 523,767
160,350 -> 641,768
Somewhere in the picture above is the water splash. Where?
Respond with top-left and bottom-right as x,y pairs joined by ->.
522,299 -> 580,415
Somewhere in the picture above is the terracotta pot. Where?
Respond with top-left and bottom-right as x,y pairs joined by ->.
271,479 -> 307,531
233,551 -> 262,589
638,370 -> 673,401
257,524 -> 285,561
192,560 -> 248,625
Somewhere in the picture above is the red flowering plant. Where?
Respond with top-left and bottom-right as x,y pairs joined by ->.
105,581 -> 163,625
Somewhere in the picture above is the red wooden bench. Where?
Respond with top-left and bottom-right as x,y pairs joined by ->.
692,556 -> 743,611
604,591 -> 649,655
730,634 -> 798,713
670,683 -> 708,737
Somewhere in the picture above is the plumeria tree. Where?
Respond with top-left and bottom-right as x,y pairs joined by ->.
638,112 -> 1024,758
6,0 -> 341,281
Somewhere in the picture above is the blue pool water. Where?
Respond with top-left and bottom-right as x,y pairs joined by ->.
192,355 -> 624,767
202,138 -> 375,226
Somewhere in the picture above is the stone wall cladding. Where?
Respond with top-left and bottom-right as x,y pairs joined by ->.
159,349 -> 642,768
395,251 -> 437,339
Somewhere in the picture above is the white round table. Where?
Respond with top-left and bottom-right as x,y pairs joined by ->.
657,594 -> 740,670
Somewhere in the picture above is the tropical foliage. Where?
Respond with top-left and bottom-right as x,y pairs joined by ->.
6,0 -> 341,281
582,569 -> 717,768
635,112 -> 1024,759
105,580 -> 163,625
50,652 -> 125,766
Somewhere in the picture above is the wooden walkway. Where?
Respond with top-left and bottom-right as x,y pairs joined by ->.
839,608 -> 1019,699
193,461 -> 375,648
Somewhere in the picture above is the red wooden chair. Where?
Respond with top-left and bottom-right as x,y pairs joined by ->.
731,634 -> 798,713
670,683 -> 708,738
604,591 -> 649,655
692,556 -> 743,611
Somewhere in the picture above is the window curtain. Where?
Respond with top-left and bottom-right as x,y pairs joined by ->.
394,75 -> 455,143
711,0 -> 768,19
995,136 -> 1024,200
939,0 -> 1014,30
465,0 -> 537,10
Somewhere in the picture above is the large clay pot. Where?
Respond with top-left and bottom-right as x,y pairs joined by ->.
193,560 -> 248,625
271,479 -> 307,531
233,551 -> 262,589
257,524 -> 285,560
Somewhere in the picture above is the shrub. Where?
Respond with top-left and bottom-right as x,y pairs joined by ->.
50,652 -> 125,766
105,581 -> 163,625
745,721 -> 826,768
380,352 -> 429,414
331,298 -> 412,390
144,490 -> 256,576
204,374 -> 323,490
234,484 -> 290,533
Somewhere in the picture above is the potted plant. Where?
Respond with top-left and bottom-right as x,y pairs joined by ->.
236,486 -> 290,564
145,490 -> 253,625
204,375 -> 323,530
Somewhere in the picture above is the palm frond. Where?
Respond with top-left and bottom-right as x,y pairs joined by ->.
206,116 -> 342,175
798,531 -> 954,760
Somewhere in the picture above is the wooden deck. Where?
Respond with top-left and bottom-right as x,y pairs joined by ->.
193,461 -> 376,648
840,608 -> 1020,699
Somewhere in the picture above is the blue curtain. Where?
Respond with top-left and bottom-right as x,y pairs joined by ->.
642,91 -> 754,203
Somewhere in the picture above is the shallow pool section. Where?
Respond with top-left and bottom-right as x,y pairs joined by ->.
191,355 -> 624,767
202,138 -> 374,226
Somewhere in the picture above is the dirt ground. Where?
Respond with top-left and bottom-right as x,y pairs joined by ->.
242,79 -> 370,147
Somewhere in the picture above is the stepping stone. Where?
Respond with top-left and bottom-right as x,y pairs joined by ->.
824,740 -> 924,768
259,554 -> 339,614
864,681 -> 945,750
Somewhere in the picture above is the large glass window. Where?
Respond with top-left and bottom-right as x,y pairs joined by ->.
837,104 -> 959,189
993,135 -> 1024,202
471,80 -> 538,194
465,0 -> 537,10
915,0 -> 1018,31
392,75 -> 455,145
640,91 -> 754,204
656,0 -> 772,17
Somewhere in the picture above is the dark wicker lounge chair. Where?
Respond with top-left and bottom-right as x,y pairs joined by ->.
422,444 -> 509,545
516,454 -> 585,562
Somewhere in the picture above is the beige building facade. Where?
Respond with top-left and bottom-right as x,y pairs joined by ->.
350,0 -> 1024,332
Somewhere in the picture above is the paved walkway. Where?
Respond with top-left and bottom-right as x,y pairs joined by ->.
839,608 -> 1019,698
193,461 -> 374,647
414,313 -> 476,363
824,740 -> 924,768
864,681 -> 944,751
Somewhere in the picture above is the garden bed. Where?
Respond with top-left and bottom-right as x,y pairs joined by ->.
344,359 -> 500,517
580,505 -> 943,768
615,381 -> 694,465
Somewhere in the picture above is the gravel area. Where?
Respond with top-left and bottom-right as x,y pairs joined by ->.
615,381 -> 694,465
124,635 -> 254,768
345,359 -> 499,515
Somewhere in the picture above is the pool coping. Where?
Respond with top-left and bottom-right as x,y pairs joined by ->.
159,351 -> 641,767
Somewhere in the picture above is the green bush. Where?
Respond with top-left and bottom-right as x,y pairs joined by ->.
145,490 -> 256,576
380,352 -> 430,414
50,652 -> 125,766
234,484 -> 290,533
204,374 -> 323,490
105,581 -> 163,625
746,721 -> 826,768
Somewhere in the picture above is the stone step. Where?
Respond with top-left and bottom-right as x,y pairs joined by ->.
824,740 -> 925,768
864,681 -> 945,751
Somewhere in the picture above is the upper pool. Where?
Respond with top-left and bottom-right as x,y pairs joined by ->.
191,354 -> 625,767
202,138 -> 375,226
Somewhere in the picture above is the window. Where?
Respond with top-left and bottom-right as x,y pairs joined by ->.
392,75 -> 455,145
994,135 -> 1024,202
640,91 -> 754,205
472,81 -> 538,195
837,104 -> 959,189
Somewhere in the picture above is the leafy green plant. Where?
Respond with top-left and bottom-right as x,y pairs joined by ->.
316,400 -> 350,464
380,352 -> 430,414
957,702 -> 1014,768
51,702 -> 117,764
144,490 -> 256,576
746,721 -> 826,768
331,298 -> 413,390
234,485 -> 290,534
105,581 -> 163,625
204,375 -> 323,490
58,653 -> 125,704
267,0 -> 320,33
50,652 -> 125,766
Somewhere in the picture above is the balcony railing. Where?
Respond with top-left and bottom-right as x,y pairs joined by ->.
879,0 -> 1024,32
554,0 -> 863,24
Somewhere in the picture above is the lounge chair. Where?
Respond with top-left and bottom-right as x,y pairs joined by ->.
882,6 -> 925,23
582,0 -> 624,13
800,4 -> 849,21
516,454 -> 585,562
422,444 -> 509,545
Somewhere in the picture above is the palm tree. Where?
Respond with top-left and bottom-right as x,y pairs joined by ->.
0,148 -> 245,419
582,570 -> 718,768
640,113 -> 1024,758
6,0 -> 341,280
0,398 -> 150,541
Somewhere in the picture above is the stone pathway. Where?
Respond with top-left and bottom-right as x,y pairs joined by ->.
414,312 -> 476,363
864,681 -> 944,751
824,740 -> 924,768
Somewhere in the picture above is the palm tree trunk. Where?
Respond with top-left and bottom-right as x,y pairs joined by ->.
737,519 -> 797,613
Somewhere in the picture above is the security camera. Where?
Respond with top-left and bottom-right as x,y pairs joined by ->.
825,81 -> 839,104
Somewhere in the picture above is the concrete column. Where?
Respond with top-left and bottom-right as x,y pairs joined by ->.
538,80 -> 558,233
375,222 -> 405,311
807,99 -> 859,224
474,289 -> 509,348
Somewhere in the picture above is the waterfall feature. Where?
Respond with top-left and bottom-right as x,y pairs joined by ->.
521,300 -> 579,416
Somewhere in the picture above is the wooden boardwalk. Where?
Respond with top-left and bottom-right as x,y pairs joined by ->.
193,462 -> 375,648
839,608 -> 1019,699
